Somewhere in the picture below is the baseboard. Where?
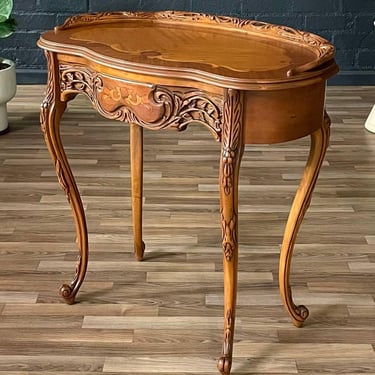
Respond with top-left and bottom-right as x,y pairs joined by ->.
15,68 -> 375,86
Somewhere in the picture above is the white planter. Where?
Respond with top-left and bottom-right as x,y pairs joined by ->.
0,58 -> 17,134
365,104 -> 375,133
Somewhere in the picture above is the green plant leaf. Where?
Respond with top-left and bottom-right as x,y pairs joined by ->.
0,0 -> 13,23
0,17 -> 15,38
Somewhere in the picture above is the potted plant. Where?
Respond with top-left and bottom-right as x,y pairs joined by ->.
0,0 -> 16,134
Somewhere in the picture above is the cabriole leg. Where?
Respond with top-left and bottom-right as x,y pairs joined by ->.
217,89 -> 244,375
40,51 -> 89,305
279,112 -> 331,327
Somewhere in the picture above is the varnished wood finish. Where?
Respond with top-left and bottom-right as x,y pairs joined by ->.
130,122 -> 145,261
37,11 -> 338,374
40,51 -> 89,305
279,112 -> 331,327
217,89 -> 244,374
1,85 -> 375,374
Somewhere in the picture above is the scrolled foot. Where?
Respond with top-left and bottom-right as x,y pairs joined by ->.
217,356 -> 232,375
135,241 -> 146,261
293,304 -> 309,327
59,284 -> 76,305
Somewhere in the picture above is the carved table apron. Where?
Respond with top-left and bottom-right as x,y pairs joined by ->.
38,11 -> 338,375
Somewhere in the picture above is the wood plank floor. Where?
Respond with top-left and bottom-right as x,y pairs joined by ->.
0,85 -> 375,374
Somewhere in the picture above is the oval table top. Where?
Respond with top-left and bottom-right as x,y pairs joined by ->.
38,11 -> 338,88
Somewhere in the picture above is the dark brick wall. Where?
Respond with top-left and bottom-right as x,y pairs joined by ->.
1,0 -> 375,83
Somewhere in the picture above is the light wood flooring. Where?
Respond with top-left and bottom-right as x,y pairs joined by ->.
0,85 -> 375,374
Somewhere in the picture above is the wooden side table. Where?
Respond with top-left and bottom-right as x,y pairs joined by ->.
38,11 -> 338,374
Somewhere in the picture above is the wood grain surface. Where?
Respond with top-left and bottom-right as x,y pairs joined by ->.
0,85 -> 375,374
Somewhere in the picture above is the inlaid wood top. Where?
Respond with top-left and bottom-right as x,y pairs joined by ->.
38,11 -> 338,87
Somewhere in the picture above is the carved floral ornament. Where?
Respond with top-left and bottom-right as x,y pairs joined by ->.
221,89 -> 242,196
55,10 -> 334,65
221,211 -> 237,261
59,64 -> 223,139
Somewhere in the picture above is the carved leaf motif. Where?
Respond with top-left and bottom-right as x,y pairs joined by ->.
221,211 -> 237,261
59,64 -> 223,140
221,89 -> 242,196
60,65 -> 99,102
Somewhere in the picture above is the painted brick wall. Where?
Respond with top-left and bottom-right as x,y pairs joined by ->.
1,0 -> 374,83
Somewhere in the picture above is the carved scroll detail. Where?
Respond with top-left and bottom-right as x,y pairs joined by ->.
60,65 -> 100,102
221,89 -> 242,195
221,211 -> 237,261
295,304 -> 309,320
60,252 -> 82,305
59,64 -> 223,140
147,87 -> 223,137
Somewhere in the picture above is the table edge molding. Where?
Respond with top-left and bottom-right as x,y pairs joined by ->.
52,11 -> 336,81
